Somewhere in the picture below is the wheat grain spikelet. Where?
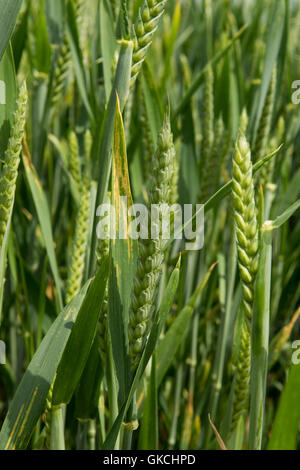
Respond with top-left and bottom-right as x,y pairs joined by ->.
231,132 -> 258,432
0,82 -> 28,248
128,115 -> 176,369
131,0 -> 167,88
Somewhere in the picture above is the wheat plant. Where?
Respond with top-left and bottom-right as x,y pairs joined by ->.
0,0 -> 299,453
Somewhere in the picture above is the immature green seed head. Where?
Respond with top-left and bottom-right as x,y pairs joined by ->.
130,1 -> 168,87
239,108 -> 248,135
68,131 -> 82,194
51,33 -> 71,105
128,113 -> 176,369
84,129 -> 93,161
0,81 -> 28,247
149,115 -> 176,207
230,132 -> 259,433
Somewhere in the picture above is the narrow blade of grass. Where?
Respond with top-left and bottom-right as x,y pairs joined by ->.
108,94 -> 138,404
102,258 -> 181,450
22,148 -> 63,312
52,257 -> 109,406
0,0 -> 22,60
0,283 -> 90,450
173,24 -> 248,118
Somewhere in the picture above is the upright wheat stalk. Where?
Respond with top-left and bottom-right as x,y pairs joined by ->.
231,133 -> 258,433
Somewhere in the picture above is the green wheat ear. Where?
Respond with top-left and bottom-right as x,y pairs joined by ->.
68,131 -> 82,194
231,133 -> 258,433
0,81 -> 28,249
130,0 -> 167,88
128,114 -> 176,369
65,132 -> 91,304
51,32 -> 71,105
239,108 -> 249,135
73,0 -> 84,26
65,169 -> 91,304
96,193 -> 110,366
97,238 -> 109,365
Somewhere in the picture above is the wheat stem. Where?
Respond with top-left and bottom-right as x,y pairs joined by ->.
199,64 -> 214,202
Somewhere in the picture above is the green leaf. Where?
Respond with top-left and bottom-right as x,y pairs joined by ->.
0,284 -> 89,450
160,0 -> 181,92
88,38 -> 133,276
66,0 -> 94,120
75,336 -> 103,420
157,305 -> 193,387
22,153 -> 63,311
100,0 -> 116,102
32,0 -> 51,74
108,94 -> 138,404
274,168 -> 300,218
11,3 -> 28,71
271,199 -> 300,230
267,364 -> 300,450
44,0 -> 65,44
102,259 -> 181,449
249,0 -> 286,140
249,222 -> 273,450
138,354 -> 158,450
173,24 -> 247,118
52,257 -> 109,406
0,0 -> 22,61
142,63 -> 163,144
48,134 -> 80,206
0,43 -> 17,156
157,264 -> 215,386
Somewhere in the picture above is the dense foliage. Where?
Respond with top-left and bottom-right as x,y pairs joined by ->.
0,0 -> 300,451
